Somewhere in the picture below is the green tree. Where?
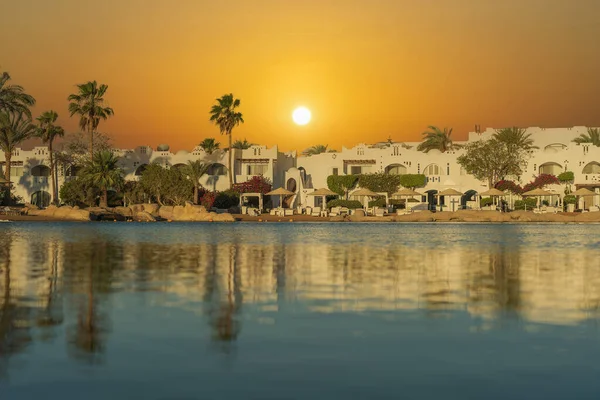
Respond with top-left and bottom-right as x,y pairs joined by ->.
232,138 -> 253,149
55,131 -> 112,173
80,150 -> 124,208
572,128 -> 600,146
303,144 -> 328,156
0,112 -> 37,203
209,94 -> 244,187
182,160 -> 209,204
0,71 -> 36,117
493,127 -> 538,151
67,81 -> 114,160
457,139 -> 528,188
199,138 -> 220,154
36,111 -> 65,204
417,126 -> 460,153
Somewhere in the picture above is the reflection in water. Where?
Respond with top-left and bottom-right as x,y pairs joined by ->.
1,223 -> 600,379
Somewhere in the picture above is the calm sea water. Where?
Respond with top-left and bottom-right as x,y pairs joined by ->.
1,222 -> 600,399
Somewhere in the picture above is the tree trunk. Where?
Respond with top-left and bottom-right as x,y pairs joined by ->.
194,186 -> 199,205
89,125 -> 94,161
100,189 -> 108,208
4,152 -> 12,205
49,141 -> 57,205
228,132 -> 234,188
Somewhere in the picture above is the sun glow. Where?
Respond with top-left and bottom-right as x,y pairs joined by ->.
292,107 -> 311,125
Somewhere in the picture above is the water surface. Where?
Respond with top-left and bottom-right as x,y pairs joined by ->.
1,222 -> 600,399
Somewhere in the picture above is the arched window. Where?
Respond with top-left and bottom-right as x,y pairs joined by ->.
582,162 -> 600,174
286,178 -> 297,192
538,162 -> 562,175
385,164 -> 407,175
423,164 -> 442,176
208,163 -> 227,176
544,143 -> 567,153
31,165 -> 51,177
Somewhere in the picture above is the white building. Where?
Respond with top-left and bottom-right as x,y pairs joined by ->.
2,126 -> 600,209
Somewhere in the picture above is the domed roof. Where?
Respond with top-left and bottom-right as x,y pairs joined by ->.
427,149 -> 441,155
157,144 -> 170,151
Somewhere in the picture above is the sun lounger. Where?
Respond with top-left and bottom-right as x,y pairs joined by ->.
311,207 -> 321,217
374,207 -> 385,217
284,209 -> 294,216
329,206 -> 341,216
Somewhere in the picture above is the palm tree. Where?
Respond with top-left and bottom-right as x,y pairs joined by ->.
303,144 -> 328,156
493,127 -> 538,151
0,71 -> 36,117
232,138 -> 253,149
199,138 -> 220,154
0,112 -> 37,202
67,81 -> 114,160
417,126 -> 459,153
36,111 -> 65,205
209,94 -> 244,187
80,150 -> 124,208
572,128 -> 600,146
183,160 -> 209,204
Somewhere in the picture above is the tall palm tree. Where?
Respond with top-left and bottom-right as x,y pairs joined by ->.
303,144 -> 328,156
0,71 -> 36,117
232,138 -> 253,150
209,94 -> 244,187
572,128 -> 600,146
183,160 -> 209,204
67,81 -> 114,160
493,127 -> 538,151
0,112 -> 37,202
417,126 -> 459,153
36,111 -> 65,204
199,138 -> 220,154
80,150 -> 124,208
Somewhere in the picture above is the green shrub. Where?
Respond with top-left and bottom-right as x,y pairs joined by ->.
213,190 -> 239,209
358,172 -> 401,194
327,175 -> 358,196
368,198 -> 387,207
563,194 -> 577,205
60,178 -> 100,207
514,198 -> 538,210
558,171 -> 574,183
398,174 -> 426,189
480,197 -> 493,207
326,199 -> 363,209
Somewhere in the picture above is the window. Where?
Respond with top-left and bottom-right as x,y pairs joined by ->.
332,168 -> 339,176
351,166 -> 362,175
423,164 -> 441,176
447,163 -> 450,175
10,166 -> 24,177
247,164 -> 267,175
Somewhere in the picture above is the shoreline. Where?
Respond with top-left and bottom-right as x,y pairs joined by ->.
3,210 -> 600,223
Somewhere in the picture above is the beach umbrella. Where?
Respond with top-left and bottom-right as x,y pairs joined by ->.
393,188 -> 422,211
522,188 -> 554,210
571,187 -> 596,196
266,187 -> 295,208
307,188 -> 338,210
350,187 -> 380,210
479,188 -> 505,197
437,188 -> 463,211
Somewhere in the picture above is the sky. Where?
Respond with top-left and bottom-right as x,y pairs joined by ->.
2,0 -> 600,151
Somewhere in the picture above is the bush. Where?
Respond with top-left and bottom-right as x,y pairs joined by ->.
368,197 -> 387,207
327,175 -> 358,196
358,172 -> 401,194
514,198 -> 538,210
495,180 -> 522,194
398,174 -> 426,189
563,194 -> 577,205
60,178 -> 100,207
480,197 -> 493,207
232,175 -> 272,194
558,171 -> 574,183
326,199 -> 363,209
200,191 -> 216,209
213,190 -> 239,209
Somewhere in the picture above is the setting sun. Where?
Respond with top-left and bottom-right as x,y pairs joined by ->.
292,107 -> 311,126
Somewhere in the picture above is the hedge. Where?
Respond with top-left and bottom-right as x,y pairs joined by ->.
327,175 -> 359,196
358,172 -> 401,194
558,171 -> 574,183
480,197 -> 493,207
326,199 -> 363,209
399,174 -> 427,189
514,198 -> 538,210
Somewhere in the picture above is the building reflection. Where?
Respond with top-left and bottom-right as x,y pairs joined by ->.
2,226 -> 600,371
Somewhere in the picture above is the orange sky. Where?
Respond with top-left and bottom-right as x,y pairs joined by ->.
2,0 -> 600,151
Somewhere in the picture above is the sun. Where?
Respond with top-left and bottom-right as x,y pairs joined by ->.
292,107 -> 311,125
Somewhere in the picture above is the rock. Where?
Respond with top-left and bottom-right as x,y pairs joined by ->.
158,206 -> 174,220
24,202 -> 39,210
130,204 -> 145,213
114,206 -> 133,217
135,211 -> 156,222
26,205 -> 89,221
142,203 -> 160,215
211,213 -> 235,222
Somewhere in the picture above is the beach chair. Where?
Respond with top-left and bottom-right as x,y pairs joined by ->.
284,209 -> 294,216
329,207 -> 341,216
311,207 -> 321,217
589,205 -> 600,212
374,208 -> 385,217
305,207 -> 312,216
